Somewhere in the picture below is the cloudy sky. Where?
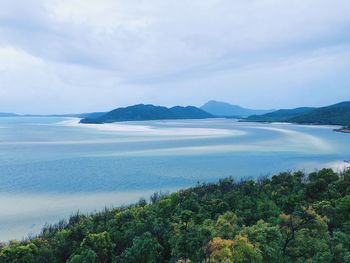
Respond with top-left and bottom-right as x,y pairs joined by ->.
1,0 -> 350,114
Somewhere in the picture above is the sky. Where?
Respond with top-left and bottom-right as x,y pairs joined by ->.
0,0 -> 350,114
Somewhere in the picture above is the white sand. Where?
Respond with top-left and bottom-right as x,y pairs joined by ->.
59,118 -> 246,137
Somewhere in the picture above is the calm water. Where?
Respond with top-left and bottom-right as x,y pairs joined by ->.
0,117 -> 349,240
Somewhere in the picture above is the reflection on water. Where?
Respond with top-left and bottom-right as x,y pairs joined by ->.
0,117 -> 349,240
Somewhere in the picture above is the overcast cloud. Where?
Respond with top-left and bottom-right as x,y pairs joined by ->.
0,0 -> 350,113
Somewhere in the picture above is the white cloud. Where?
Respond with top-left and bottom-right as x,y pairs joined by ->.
0,0 -> 350,113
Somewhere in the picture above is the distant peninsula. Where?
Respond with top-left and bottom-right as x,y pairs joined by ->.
0,112 -> 19,117
80,104 -> 214,124
243,101 -> 350,129
0,112 -> 106,119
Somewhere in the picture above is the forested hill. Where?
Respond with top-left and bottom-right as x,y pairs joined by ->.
289,101 -> 350,125
243,107 -> 315,122
1,168 -> 350,262
80,104 -> 214,124
244,101 -> 350,126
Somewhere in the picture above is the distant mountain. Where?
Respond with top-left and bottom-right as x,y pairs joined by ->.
201,100 -> 274,117
244,101 -> 350,126
20,112 -> 106,118
0,112 -> 18,117
80,104 -> 214,124
290,101 -> 350,126
245,107 -> 315,122
76,112 -> 106,119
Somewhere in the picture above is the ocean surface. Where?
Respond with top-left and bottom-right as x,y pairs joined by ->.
0,117 -> 349,241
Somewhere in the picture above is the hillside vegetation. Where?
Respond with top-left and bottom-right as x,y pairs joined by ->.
244,101 -> 350,127
1,168 -> 350,262
244,107 -> 315,122
80,104 -> 213,124
290,101 -> 350,125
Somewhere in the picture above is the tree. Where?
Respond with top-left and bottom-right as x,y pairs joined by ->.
231,234 -> 263,263
240,220 -> 283,263
207,235 -> 262,263
119,232 -> 163,263
214,211 -> 241,240
207,237 -> 234,262
67,249 -> 97,263
70,232 -> 115,263
331,231 -> 350,263
280,207 -> 331,262
0,242 -> 38,263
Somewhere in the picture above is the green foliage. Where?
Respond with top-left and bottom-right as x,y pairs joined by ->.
67,249 -> 97,263
80,104 -> 213,124
290,101 -> 350,125
244,101 -> 350,126
240,220 -> 282,262
119,232 -> 163,263
1,168 -> 350,262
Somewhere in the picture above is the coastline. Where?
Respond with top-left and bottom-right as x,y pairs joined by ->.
59,118 -> 245,137
242,119 -> 349,133
334,128 -> 350,133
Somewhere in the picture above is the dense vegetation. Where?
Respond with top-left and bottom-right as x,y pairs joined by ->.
290,101 -> 350,126
1,168 -> 350,262
80,104 -> 213,124
244,107 -> 315,122
244,101 -> 350,127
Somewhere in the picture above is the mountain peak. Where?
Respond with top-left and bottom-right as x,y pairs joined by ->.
201,100 -> 273,117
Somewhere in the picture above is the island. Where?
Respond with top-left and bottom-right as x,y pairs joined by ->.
80,104 -> 214,124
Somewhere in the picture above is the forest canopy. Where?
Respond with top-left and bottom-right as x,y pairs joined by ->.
1,168 -> 350,263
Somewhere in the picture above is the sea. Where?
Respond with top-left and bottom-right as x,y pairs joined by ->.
0,117 -> 349,240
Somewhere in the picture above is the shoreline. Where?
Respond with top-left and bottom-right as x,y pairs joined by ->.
59,118 -> 245,137
334,128 -> 350,133
241,119 -> 348,132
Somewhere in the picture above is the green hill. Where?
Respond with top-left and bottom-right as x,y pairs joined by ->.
290,101 -> 350,125
80,104 -> 214,124
244,101 -> 350,127
244,107 -> 315,122
1,168 -> 350,262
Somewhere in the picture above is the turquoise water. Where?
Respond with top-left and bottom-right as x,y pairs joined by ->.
0,117 -> 349,240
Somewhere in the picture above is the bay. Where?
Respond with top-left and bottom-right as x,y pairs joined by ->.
0,117 -> 349,241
